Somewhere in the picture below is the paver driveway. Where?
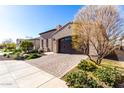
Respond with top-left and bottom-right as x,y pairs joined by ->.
26,53 -> 87,77
0,60 -> 67,88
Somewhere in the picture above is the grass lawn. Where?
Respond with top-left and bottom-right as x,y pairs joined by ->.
101,59 -> 124,75
61,58 -> 124,88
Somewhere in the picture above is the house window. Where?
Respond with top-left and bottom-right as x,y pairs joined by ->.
46,39 -> 48,47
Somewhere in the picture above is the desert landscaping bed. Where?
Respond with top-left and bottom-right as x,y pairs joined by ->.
62,58 -> 124,88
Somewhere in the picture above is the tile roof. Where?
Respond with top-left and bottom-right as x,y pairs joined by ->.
39,29 -> 57,39
39,22 -> 72,39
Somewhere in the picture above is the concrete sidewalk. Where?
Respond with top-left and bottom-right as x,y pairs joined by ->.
0,60 -> 67,88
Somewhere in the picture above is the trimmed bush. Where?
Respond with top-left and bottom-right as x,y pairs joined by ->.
13,52 -> 24,60
3,54 -> 7,57
65,71 -> 101,88
94,66 -> 122,87
78,60 -> 98,72
23,54 -> 30,59
20,40 -> 33,53
26,53 -> 41,60
29,49 -> 38,53
6,54 -> 10,58
63,60 -> 124,88
14,48 -> 22,52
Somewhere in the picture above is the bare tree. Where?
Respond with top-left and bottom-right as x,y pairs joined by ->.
2,38 -> 13,45
72,5 -> 124,65
2,39 -> 16,50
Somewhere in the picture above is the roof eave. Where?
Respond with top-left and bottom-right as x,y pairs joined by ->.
39,29 -> 56,35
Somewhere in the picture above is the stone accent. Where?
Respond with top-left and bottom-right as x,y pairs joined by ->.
39,39 -> 53,52
53,40 -> 59,53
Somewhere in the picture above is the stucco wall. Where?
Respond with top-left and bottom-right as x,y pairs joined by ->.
89,43 -> 97,55
31,39 -> 40,50
52,24 -> 72,53
39,24 -> 72,53
39,36 -> 53,52
53,40 -> 58,53
52,24 -> 72,40
40,37 -> 44,51
48,39 -> 53,51
39,37 -> 43,50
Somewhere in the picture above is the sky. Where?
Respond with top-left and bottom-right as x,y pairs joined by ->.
0,5 -> 124,44
0,5 -> 82,43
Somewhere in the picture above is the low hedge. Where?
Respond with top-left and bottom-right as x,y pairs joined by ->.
94,66 -> 122,87
64,60 -> 124,88
65,70 -> 101,88
13,52 -> 24,60
77,60 -> 98,72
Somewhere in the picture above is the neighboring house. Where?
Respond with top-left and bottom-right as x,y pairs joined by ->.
16,37 -> 40,50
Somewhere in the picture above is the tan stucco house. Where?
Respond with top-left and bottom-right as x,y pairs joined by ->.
17,22 -> 96,55
39,22 -> 96,54
39,22 -> 75,53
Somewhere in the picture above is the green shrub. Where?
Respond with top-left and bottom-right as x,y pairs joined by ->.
78,60 -> 98,72
3,48 -> 14,52
6,54 -> 10,58
20,40 -> 33,53
13,52 -> 24,60
3,54 -> 7,57
3,48 -> 8,52
12,49 -> 22,54
94,66 -> 122,87
29,49 -> 38,53
26,53 -> 41,60
23,54 -> 30,59
65,71 -> 100,88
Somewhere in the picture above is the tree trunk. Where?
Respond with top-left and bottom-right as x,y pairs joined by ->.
87,54 -> 103,65
96,58 -> 102,65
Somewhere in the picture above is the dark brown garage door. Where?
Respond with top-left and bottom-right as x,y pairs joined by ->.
58,36 -> 81,54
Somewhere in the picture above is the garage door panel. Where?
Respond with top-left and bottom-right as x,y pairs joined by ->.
58,36 -> 81,54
